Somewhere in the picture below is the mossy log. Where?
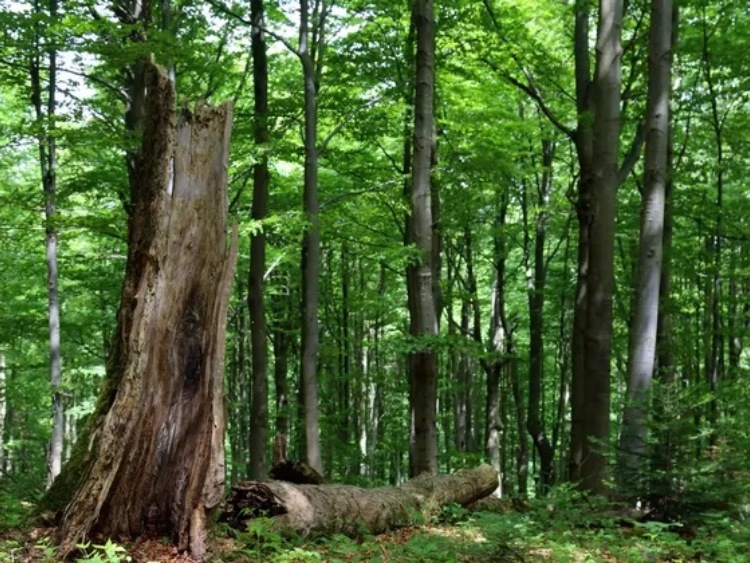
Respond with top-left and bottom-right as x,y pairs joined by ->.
52,65 -> 237,561
225,464 -> 499,536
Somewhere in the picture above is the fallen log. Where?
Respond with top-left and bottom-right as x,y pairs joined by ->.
224,464 -> 498,536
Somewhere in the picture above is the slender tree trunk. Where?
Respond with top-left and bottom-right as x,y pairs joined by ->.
552,225 -> 572,481
655,126 -> 675,387
2,368 -> 13,476
579,0 -> 623,495
0,355 -> 5,473
54,67 -> 237,560
368,263 -> 387,477
340,244 -> 352,475
406,0 -> 438,476
237,283 -> 249,477
466,227 -> 482,454
569,0 -> 594,484
31,0 -> 63,489
271,279 -> 293,465
484,192 -> 509,494
401,23 -> 417,478
527,138 -> 555,491
299,0 -> 323,475
701,7 -> 724,433
247,0 -> 270,481
228,306 -> 241,483
617,0 -> 672,495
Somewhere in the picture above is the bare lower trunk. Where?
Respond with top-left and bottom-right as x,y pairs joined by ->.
299,0 -> 323,476
484,192 -> 509,494
527,138 -> 555,491
247,0 -> 270,481
701,6 -> 724,434
30,0 -> 63,488
406,0 -> 438,476
272,286 -> 292,465
568,0 -> 593,485
226,465 -> 498,536
55,66 -> 237,560
617,0 -> 672,495
0,355 -> 5,472
580,0 -> 623,495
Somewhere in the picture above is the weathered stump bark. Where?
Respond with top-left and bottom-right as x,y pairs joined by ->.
225,464 -> 498,536
55,65 -> 237,559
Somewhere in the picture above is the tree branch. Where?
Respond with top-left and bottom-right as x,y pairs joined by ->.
205,0 -> 300,57
498,67 -> 575,139
617,120 -> 645,186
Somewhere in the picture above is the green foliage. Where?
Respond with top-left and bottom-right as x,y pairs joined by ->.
229,517 -> 287,560
0,540 -> 24,563
75,540 -> 132,563
0,490 -> 31,531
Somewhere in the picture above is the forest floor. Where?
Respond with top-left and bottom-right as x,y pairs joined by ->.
1,495 -> 747,562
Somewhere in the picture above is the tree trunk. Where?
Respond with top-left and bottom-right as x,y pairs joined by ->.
0,355 -> 5,473
568,0 -> 594,485
526,138 -> 555,491
406,0 -> 439,477
247,0 -> 270,481
299,0 -> 323,476
31,0 -> 64,489
701,6 -> 724,434
55,66 -> 237,560
271,278 -> 293,465
580,0 -> 623,495
483,191 -> 509,495
617,0 -> 672,495
226,465 -> 498,536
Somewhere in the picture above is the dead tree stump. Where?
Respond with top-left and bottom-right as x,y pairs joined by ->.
54,65 -> 237,560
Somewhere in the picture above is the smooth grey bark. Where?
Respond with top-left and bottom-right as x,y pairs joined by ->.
30,0 -> 63,489
579,0 -> 623,495
617,0 -> 673,495
247,0 -> 270,481
406,0 -> 438,476
299,0 -> 324,476
401,24 -> 417,478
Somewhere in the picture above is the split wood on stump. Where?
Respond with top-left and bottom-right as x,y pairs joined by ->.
225,464 -> 499,536
53,65 -> 237,560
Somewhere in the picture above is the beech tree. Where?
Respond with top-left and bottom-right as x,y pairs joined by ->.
618,0 -> 673,493
247,0 -> 270,481
406,0 -> 439,476
29,0 -> 63,488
